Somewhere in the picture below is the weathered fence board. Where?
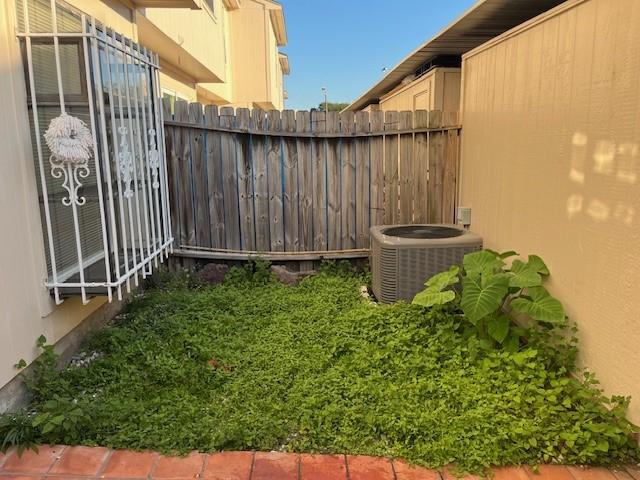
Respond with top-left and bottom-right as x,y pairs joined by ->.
296,111 -> 313,251
369,110 -> 384,228
355,111 -> 370,248
219,107 -> 241,249
413,110 -> 429,223
384,111 -> 399,225
282,110 -> 299,251
236,108 -> 254,251
311,110 -> 327,250
176,101 -> 195,247
163,100 -> 460,257
189,103 -> 210,248
326,112 -> 341,250
204,105 -> 225,248
266,110 -> 284,251
251,109 -> 270,251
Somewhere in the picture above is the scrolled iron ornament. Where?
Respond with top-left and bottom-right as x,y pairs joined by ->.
118,126 -> 135,199
44,113 -> 93,207
148,128 -> 160,190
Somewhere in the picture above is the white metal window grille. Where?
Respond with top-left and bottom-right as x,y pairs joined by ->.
16,0 -> 173,304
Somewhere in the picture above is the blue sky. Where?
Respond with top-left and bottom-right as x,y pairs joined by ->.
278,0 -> 477,111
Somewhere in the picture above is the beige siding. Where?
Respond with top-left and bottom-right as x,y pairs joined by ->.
0,0 -> 109,398
459,0 -> 640,423
226,0 -> 285,110
142,1 -> 228,84
229,3 -> 267,107
379,67 -> 460,112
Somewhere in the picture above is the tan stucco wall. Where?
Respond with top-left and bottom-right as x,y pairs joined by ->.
142,0 -> 228,85
0,0 -> 108,394
379,67 -> 461,112
459,0 -> 640,423
228,0 -> 284,110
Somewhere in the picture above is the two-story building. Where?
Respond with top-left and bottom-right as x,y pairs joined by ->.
140,0 -> 289,110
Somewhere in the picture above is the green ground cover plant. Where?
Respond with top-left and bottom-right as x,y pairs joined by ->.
1,260 -> 638,473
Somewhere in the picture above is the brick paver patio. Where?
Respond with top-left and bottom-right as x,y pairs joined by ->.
0,445 -> 637,480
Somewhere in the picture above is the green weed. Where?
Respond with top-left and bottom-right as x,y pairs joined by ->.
1,268 -> 637,474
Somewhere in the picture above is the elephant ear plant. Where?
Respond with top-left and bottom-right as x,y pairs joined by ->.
413,250 -> 565,351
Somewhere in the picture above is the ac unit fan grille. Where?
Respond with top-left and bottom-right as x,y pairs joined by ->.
397,246 -> 477,301
369,224 -> 482,304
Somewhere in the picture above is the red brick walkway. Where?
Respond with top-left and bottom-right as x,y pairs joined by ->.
0,445 -> 637,480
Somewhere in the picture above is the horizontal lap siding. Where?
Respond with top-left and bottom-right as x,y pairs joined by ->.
458,0 -> 640,423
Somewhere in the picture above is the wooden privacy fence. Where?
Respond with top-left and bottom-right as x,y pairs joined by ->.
163,99 -> 460,259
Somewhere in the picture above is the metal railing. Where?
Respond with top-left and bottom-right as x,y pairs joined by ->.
16,0 -> 173,304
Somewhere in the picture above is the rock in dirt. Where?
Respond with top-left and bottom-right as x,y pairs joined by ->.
198,263 -> 229,285
270,265 -> 314,286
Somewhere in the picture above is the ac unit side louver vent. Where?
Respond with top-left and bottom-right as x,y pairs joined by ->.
370,224 -> 482,304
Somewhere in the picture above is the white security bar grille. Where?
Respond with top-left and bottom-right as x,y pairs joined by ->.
16,0 -> 173,304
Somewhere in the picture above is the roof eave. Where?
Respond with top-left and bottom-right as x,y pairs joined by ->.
344,0 -> 566,111
269,7 -> 287,46
278,52 -> 290,74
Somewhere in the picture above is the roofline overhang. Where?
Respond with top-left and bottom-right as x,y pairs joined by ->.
279,52 -> 290,75
269,7 -> 287,46
221,0 -> 241,9
132,0 -> 199,8
137,13 -> 222,83
344,0 -> 565,111
248,0 -> 287,46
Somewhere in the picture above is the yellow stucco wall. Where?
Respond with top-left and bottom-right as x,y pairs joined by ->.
459,0 -> 640,423
0,0 -> 109,393
143,0 -> 286,109
379,67 -> 461,112
142,0 -> 228,85
66,0 -> 136,37
228,0 -> 285,110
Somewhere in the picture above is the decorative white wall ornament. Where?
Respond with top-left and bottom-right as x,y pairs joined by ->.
148,128 -> 160,189
44,113 -> 93,206
118,126 -> 134,198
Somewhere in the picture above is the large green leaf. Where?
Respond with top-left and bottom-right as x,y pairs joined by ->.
487,314 -> 511,343
463,250 -> 504,278
413,289 -> 456,308
509,260 -> 542,288
460,275 -> 509,324
425,265 -> 460,290
528,255 -> 550,275
413,266 -> 459,307
510,286 -> 565,323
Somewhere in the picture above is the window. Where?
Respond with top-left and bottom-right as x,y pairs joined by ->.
17,0 -> 173,303
161,88 -> 188,115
